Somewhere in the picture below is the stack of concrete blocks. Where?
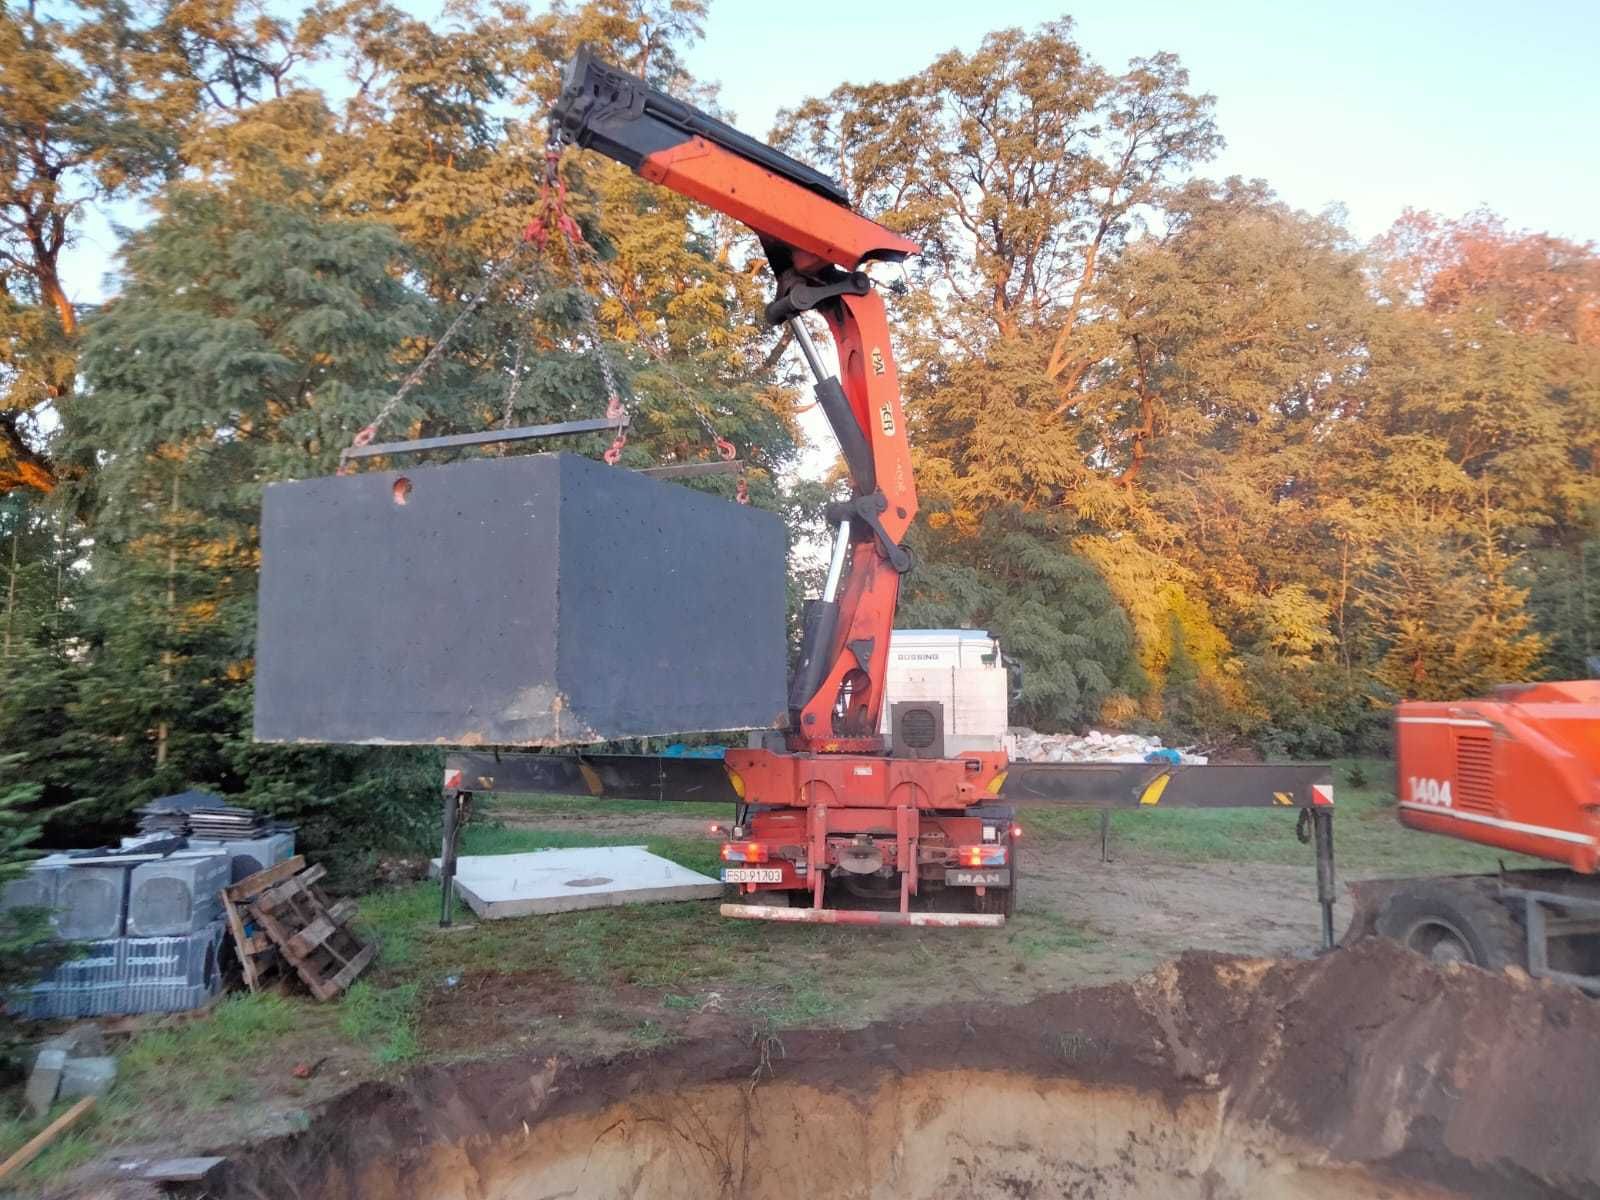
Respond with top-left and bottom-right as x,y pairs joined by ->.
4,838 -> 294,1017
187,831 -> 296,884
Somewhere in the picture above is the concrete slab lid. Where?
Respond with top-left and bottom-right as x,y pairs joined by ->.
429,845 -> 721,919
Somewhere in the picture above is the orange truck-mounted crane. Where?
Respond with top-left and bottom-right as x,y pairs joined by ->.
437,51 -> 1335,930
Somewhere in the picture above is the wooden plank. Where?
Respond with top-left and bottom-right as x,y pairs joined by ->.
255,864 -> 327,915
289,942 -> 337,1000
328,927 -> 367,965
226,855 -> 305,902
317,941 -> 374,997
297,862 -> 328,888
219,891 -> 260,993
0,1097 -> 95,1184
240,931 -> 272,955
247,904 -> 299,964
230,853 -> 372,1001
297,937 -> 362,1000
284,913 -> 339,960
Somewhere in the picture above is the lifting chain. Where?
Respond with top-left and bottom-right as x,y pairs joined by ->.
500,337 -> 528,432
561,213 -> 751,503
527,132 -> 629,465
341,128 -> 747,502
338,250 -> 532,473
560,232 -> 628,465
497,259 -> 550,438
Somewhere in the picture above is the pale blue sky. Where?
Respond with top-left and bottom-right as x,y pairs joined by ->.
688,0 -> 1599,244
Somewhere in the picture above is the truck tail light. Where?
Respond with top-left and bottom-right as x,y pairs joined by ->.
721,842 -> 768,863
958,845 -> 1007,868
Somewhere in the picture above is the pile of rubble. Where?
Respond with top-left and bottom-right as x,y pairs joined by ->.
23,1026 -> 117,1115
1007,728 -> 1208,765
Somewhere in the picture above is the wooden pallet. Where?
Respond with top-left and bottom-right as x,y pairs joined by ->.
221,855 -> 373,1000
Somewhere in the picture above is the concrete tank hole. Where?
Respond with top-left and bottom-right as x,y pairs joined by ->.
227,942 -> 1599,1199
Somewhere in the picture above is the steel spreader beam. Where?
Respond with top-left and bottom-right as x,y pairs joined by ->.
341,415 -> 628,461
998,762 -> 1334,810
444,752 -> 1332,811
444,751 -> 739,805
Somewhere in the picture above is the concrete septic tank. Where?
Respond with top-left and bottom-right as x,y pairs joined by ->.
254,453 -> 788,747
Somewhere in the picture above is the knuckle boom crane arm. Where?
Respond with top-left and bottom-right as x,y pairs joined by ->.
551,49 -> 919,751
434,52 -> 1335,929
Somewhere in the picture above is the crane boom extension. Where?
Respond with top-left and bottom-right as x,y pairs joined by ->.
551,51 -> 918,749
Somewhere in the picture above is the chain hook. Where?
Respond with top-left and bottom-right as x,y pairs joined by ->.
602,394 -> 628,465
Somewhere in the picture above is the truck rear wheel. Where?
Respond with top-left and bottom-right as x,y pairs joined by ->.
1374,879 -> 1523,970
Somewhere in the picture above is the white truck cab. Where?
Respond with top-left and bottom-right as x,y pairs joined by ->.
880,629 -> 1011,754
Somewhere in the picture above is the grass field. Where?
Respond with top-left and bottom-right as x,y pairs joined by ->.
11,755 -> 1536,1185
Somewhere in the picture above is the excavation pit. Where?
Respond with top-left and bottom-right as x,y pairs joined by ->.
223,942 -> 1599,1199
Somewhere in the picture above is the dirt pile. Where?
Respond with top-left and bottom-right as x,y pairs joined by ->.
210,940 -> 1599,1198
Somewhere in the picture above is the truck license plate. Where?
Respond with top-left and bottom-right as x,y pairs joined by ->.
722,868 -> 782,883
947,869 -> 1008,887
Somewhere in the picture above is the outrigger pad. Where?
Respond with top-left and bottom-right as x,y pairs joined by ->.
253,452 -> 787,747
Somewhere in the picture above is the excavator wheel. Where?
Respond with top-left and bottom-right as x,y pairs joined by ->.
1373,879 -> 1524,970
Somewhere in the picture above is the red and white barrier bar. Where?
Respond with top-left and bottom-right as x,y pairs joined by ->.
719,903 -> 1005,928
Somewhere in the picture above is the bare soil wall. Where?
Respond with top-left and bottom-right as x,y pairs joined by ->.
217,941 -> 1600,1199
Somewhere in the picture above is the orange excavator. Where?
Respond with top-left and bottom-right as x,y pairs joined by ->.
438,51 -> 1335,930
1352,682 -> 1600,991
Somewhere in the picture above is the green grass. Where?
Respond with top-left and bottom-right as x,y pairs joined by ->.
1020,757 -> 1540,877
1007,908 -> 1097,960
91,991 -> 326,1140
352,871 -> 1102,1051
338,980 -> 423,1065
345,812 -> 1108,1044
120,991 -> 302,1079
747,984 -> 841,1027
356,879 -> 442,968
0,1107 -> 101,1188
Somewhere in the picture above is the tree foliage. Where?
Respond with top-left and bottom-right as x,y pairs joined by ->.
779,19 -> 1597,745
